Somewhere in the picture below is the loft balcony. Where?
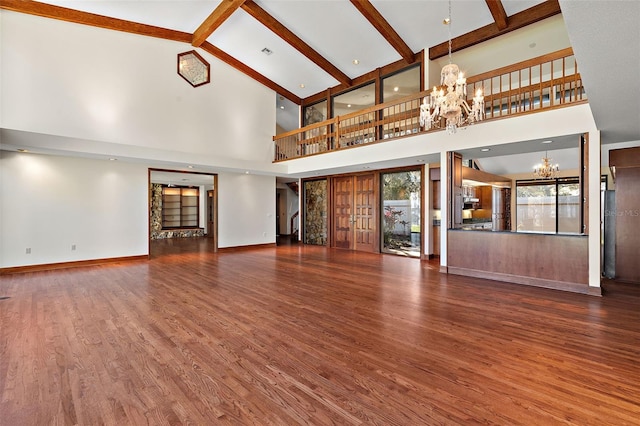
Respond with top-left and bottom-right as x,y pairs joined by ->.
273,48 -> 586,162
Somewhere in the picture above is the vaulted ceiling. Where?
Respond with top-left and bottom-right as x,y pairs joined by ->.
1,0 -> 639,147
1,0 -> 559,104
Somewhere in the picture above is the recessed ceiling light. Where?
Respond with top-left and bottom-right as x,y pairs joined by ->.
417,159 -> 425,163
245,171 -> 250,174
109,157 -> 117,161
529,42 -> 537,49
187,165 -> 194,169
17,149 -> 29,152
443,17 -> 450,25
542,140 -> 553,144
280,105 -> 285,110
393,86 -> 399,92
299,83 -> 305,88
347,104 -> 352,108
353,59 -> 359,65
481,148 -> 490,152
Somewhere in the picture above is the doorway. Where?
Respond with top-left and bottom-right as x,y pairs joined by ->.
148,169 -> 217,257
381,169 -> 421,258
332,173 -> 378,252
207,189 -> 215,239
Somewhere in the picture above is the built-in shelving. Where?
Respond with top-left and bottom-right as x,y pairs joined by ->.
162,186 -> 199,229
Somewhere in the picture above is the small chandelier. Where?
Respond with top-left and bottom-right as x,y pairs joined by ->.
533,152 -> 559,179
420,0 -> 484,134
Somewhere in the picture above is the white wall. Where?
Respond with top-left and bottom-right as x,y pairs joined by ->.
0,151 -> 278,267
217,172 -> 276,248
0,11 -> 278,172
0,11 -> 282,267
287,104 -> 598,176
429,15 -> 570,87
0,151 -> 149,268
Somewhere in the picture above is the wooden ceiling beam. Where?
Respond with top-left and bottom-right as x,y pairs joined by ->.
0,0 -> 192,43
192,0 -> 247,47
199,42 -> 301,104
485,0 -> 508,30
241,0 -> 351,86
429,0 -> 561,60
350,0 -> 415,64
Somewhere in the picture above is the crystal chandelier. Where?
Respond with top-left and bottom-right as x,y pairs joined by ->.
533,152 -> 559,179
420,0 -> 484,134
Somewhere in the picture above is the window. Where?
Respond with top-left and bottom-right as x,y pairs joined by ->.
332,82 -> 375,117
381,170 -> 421,257
381,65 -> 421,103
303,100 -> 327,126
516,178 -> 580,234
162,186 -> 199,229
381,66 -> 421,139
303,64 -> 421,124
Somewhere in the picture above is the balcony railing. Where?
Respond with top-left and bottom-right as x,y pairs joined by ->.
273,48 -> 586,162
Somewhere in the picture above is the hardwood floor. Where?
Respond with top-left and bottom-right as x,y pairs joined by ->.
1,238 -> 639,425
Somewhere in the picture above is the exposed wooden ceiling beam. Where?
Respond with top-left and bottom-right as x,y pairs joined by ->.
241,0 -> 351,86
192,0 -> 246,47
429,0 -> 561,60
0,0 -> 191,43
485,0 -> 508,30
349,0 -> 415,64
199,42 -> 301,104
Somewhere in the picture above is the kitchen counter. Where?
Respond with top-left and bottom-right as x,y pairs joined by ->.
449,228 -> 587,237
460,219 -> 492,230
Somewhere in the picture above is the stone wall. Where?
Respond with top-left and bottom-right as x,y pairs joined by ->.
150,183 -> 205,240
303,179 -> 327,245
150,184 -> 163,236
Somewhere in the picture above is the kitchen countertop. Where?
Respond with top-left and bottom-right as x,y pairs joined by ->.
449,228 -> 588,237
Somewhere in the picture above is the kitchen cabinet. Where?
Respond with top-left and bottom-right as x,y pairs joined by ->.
452,153 -> 463,228
480,186 -> 492,210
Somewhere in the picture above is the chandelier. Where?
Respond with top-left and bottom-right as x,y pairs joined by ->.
533,152 -> 560,179
420,0 -> 484,134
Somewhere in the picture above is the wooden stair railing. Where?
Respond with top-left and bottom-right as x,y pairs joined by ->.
290,211 -> 299,236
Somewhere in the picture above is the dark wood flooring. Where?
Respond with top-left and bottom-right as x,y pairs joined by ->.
1,237 -> 639,425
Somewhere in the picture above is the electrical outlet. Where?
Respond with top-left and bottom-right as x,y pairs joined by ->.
26,248 -> 31,254
71,244 -> 76,251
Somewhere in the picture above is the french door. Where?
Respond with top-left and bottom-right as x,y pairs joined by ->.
332,174 -> 378,252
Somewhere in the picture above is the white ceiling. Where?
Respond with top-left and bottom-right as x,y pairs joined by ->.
457,134 -> 581,176
28,0 -> 640,144
36,0 -> 544,101
559,0 -> 640,145
2,0 -> 639,179
30,0 -> 554,138
151,170 -> 216,186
